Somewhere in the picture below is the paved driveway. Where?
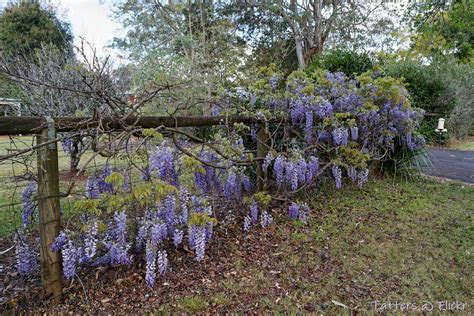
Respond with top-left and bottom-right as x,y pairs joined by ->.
423,148 -> 474,183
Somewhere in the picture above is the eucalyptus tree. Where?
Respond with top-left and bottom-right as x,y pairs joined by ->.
226,0 -> 398,69
113,0 -> 247,115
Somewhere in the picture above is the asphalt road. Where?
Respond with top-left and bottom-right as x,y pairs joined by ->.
423,148 -> 474,183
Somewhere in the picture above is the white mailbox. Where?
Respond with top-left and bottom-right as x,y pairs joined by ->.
435,118 -> 447,133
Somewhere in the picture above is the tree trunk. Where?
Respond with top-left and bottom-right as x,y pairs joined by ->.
295,36 -> 306,69
69,136 -> 81,172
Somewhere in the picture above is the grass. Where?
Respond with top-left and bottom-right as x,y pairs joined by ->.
448,136 -> 474,151
0,135 -> 130,236
153,177 -> 473,313
178,296 -> 210,312
1,135 -> 472,312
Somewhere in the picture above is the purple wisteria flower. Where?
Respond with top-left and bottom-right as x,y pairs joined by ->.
157,250 -> 168,276
250,201 -> 259,224
51,231 -> 68,252
61,138 -> 73,154
348,166 -> 357,183
274,156 -> 286,186
194,225 -> 207,262
150,146 -> 177,185
205,223 -> 213,241
103,211 -> 132,266
332,128 -> 343,146
224,170 -> 240,200
211,104 -> 221,116
173,229 -> 183,248
243,215 -> 251,233
62,239 -> 79,279
358,169 -> 369,187
135,218 -> 149,252
21,182 -> 36,225
288,202 -> 299,220
296,159 -> 307,186
332,165 -> 342,189
269,75 -> 279,91
81,221 -> 98,262
241,175 -> 252,192
260,210 -> 273,228
145,240 -> 156,287
285,162 -> 299,191
15,233 -> 37,275
188,224 -> 197,249
341,128 -> 349,145
151,222 -> 167,247
304,111 -> 313,142
350,126 -> 359,140
306,156 -> 319,183
262,152 -> 273,173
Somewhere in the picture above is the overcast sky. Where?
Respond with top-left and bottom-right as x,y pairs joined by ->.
53,0 -> 123,58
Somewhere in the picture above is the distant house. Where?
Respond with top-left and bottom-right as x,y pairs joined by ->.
0,98 -> 21,116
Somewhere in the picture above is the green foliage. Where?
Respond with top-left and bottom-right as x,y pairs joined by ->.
411,0 -> 474,64
142,128 -> 164,141
253,191 -> 272,208
384,57 -> 474,140
0,1 -> 73,59
179,296 -> 209,312
306,49 -> 374,78
189,211 -> 217,227
339,146 -> 370,169
128,181 -> 177,207
105,172 -> 125,189
179,155 -> 206,189
74,199 -> 101,216
379,144 -> 432,180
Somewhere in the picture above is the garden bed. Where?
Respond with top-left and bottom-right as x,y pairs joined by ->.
1,177 -> 472,313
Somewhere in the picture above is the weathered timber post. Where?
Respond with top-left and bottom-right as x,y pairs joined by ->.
256,120 -> 271,192
36,117 -> 62,304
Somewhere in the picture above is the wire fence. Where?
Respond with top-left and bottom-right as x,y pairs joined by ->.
0,115 -> 269,303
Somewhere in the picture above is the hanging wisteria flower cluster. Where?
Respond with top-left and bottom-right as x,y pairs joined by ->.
243,200 -> 273,232
250,67 -> 424,190
288,202 -> 310,223
15,182 -> 39,275
269,154 -> 319,191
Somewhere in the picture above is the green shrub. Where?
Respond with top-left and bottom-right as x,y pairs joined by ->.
384,57 -> 474,141
306,49 -> 374,78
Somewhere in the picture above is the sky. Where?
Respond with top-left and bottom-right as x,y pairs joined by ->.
53,0 -> 124,59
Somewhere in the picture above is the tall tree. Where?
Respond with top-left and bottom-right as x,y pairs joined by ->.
410,0 -> 473,63
0,1 -> 74,99
113,0 -> 246,115
226,0 -> 394,69
0,1 -> 73,59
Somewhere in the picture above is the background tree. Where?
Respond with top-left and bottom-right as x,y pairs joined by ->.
225,0 -> 394,69
113,1 -> 246,115
0,1 -> 73,59
409,0 -> 473,64
0,1 -> 74,99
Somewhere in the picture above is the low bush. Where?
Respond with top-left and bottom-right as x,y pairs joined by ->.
305,49 -> 374,78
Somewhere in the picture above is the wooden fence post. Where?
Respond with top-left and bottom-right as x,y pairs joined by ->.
36,118 -> 62,304
256,120 -> 271,192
